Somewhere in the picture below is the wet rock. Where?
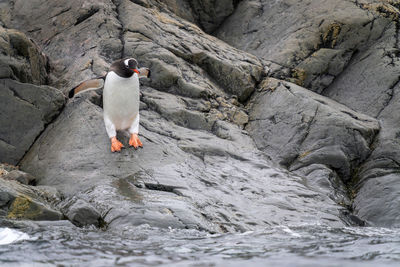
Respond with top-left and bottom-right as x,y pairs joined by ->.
62,198 -> 103,227
347,47 -> 400,226
322,22 -> 399,118
0,178 -> 63,221
0,79 -> 65,165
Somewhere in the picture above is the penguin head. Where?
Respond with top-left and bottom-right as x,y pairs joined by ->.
124,58 -> 139,74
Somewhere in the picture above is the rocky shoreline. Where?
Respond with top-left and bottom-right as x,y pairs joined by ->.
1,0 -> 400,231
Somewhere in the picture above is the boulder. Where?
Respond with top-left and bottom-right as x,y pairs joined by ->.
62,198 -> 103,227
0,177 -> 63,221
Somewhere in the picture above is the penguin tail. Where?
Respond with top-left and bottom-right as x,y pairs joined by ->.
68,77 -> 105,98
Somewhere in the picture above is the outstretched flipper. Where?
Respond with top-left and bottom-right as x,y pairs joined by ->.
68,77 -> 105,98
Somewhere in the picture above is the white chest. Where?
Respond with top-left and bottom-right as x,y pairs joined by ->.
103,71 -> 140,130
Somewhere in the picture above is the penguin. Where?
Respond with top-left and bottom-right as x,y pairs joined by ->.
69,58 -> 150,152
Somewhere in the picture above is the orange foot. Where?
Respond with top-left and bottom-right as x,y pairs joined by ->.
129,133 -> 143,149
111,137 -> 124,152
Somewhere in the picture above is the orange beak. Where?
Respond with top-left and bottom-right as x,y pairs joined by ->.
131,69 -> 140,74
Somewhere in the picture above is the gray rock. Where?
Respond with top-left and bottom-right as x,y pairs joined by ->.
19,96 -> 348,232
134,0 -> 238,33
186,0 -> 237,33
6,0 -> 122,92
0,26 -> 65,165
0,191 -> 11,208
247,79 -> 379,180
7,0 -> 397,231
118,0 -> 263,102
2,170 -> 36,185
0,79 -> 65,164
0,178 -> 63,221
314,3 -> 400,227
349,63 -> 400,227
0,26 -> 49,84
62,198 -> 103,227
322,22 -> 399,118
216,0 -> 400,227
215,0 -> 391,93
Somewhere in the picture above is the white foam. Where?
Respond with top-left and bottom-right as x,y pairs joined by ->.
0,228 -> 30,245
281,226 -> 302,238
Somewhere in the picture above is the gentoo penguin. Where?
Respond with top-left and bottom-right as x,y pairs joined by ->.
69,58 -> 150,152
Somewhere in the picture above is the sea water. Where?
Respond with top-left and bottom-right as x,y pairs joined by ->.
1,222 -> 400,266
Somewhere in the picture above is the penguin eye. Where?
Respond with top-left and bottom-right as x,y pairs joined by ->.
128,59 -> 137,69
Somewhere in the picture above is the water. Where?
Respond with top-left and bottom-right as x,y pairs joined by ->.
0,228 -> 29,245
1,222 -> 400,266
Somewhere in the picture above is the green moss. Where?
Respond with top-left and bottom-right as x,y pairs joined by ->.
361,2 -> 400,21
322,22 -> 341,48
298,150 -> 312,159
7,195 -> 41,220
292,68 -> 307,86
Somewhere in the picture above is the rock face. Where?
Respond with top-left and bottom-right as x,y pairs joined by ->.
247,79 -> 379,180
216,0 -> 393,92
247,78 -> 380,210
3,0 -> 121,91
1,0 -> 400,230
119,0 -> 263,103
20,97 -> 346,231
135,0 -> 239,33
216,0 -> 400,227
0,26 -> 49,84
0,26 -> 66,165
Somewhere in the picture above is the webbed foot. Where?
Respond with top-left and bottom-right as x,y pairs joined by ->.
111,137 -> 124,152
129,133 -> 143,149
